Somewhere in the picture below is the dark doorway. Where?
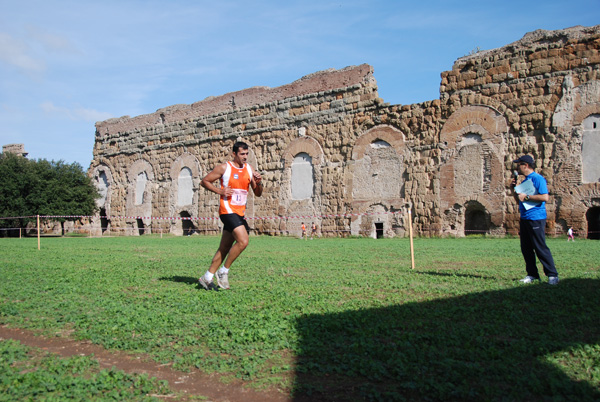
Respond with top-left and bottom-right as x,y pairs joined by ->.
465,203 -> 488,235
100,208 -> 108,234
181,212 -> 196,236
136,219 -> 145,236
375,222 -> 384,239
586,207 -> 600,240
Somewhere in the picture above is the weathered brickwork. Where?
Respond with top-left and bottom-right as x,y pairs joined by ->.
90,25 -> 600,238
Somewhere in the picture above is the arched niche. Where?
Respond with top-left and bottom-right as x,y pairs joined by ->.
168,153 -> 201,235
89,160 -> 116,214
439,106 -> 507,235
282,136 -> 324,167
280,136 -> 324,232
88,160 -> 117,236
440,105 -> 506,151
351,125 -> 406,202
581,114 -> 600,184
126,158 -> 156,227
464,200 -> 490,236
291,152 -> 313,200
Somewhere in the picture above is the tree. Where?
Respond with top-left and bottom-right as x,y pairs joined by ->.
0,153 -> 32,235
0,153 -> 99,236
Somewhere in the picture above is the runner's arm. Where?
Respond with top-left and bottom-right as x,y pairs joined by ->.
201,164 -> 230,196
250,167 -> 263,197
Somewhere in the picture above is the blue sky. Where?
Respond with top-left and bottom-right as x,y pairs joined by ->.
1,0 -> 598,168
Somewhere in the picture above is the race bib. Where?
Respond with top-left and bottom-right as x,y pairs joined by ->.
230,189 -> 248,206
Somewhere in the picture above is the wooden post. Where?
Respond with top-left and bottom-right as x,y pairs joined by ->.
37,215 -> 40,250
408,210 -> 415,270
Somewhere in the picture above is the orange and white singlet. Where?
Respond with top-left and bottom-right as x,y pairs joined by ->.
219,161 -> 253,216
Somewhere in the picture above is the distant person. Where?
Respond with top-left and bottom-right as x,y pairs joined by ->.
511,155 -> 559,285
301,222 -> 307,240
311,222 -> 317,239
567,227 -> 575,242
198,141 -> 263,290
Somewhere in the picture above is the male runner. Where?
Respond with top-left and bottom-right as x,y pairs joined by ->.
198,142 -> 263,290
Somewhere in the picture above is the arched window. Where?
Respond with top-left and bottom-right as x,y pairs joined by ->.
97,171 -> 109,206
582,114 -> 600,183
291,152 -> 313,200
371,140 -> 391,149
352,139 -> 402,200
455,133 -> 492,194
135,171 -> 148,205
177,167 -> 193,206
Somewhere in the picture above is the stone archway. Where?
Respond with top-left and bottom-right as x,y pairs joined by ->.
587,207 -> 600,239
127,158 -> 156,231
464,200 -> 490,235
180,211 -> 196,236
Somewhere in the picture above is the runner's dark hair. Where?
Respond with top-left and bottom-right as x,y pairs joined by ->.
233,141 -> 249,153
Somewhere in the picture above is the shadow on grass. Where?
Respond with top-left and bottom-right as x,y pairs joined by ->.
416,271 -> 495,280
293,279 -> 600,401
159,275 -> 199,287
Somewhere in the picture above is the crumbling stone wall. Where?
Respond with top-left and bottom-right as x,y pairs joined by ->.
2,144 -> 28,157
90,25 -> 600,238
433,25 -> 600,237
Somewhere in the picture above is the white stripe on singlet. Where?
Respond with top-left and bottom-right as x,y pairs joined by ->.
220,162 -> 233,214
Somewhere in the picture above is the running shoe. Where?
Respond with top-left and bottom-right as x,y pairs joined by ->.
216,271 -> 230,289
199,276 -> 219,291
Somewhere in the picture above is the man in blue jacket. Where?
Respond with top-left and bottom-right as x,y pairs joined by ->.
511,155 -> 559,285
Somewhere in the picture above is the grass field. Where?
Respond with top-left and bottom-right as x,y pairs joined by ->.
0,339 -> 171,401
1,235 -> 599,401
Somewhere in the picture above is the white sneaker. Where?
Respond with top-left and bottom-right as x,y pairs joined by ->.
216,271 -> 230,289
519,276 -> 541,284
199,276 -> 219,291
548,276 -> 559,285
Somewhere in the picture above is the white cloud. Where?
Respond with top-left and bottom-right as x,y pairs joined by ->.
40,101 -> 113,122
26,25 -> 80,54
0,32 -> 46,74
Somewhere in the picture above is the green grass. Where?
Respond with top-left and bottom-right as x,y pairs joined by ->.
0,338 -> 172,401
1,236 -> 599,400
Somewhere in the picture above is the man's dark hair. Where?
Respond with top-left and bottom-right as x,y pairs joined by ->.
233,141 -> 249,154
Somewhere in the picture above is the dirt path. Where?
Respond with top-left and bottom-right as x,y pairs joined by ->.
0,325 -> 290,402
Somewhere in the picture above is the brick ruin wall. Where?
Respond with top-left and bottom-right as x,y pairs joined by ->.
89,25 -> 600,237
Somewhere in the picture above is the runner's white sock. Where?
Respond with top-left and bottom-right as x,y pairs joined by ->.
203,271 -> 214,282
218,266 -> 230,274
